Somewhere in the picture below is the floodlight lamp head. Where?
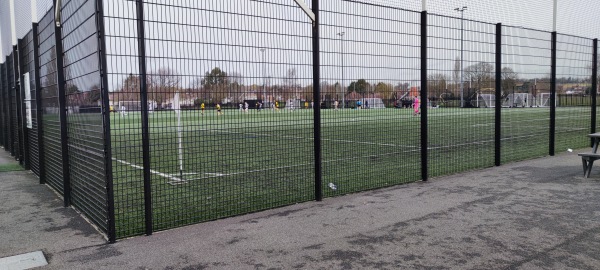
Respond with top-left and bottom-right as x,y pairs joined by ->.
55,0 -> 62,27
463,6 -> 468,10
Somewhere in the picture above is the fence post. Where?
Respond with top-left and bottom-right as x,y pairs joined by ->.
549,31 -> 557,156
591,38 -> 597,147
32,23 -> 45,184
96,0 -> 116,243
420,11 -> 428,181
135,0 -> 153,236
495,23 -> 502,166
312,0 -> 323,201
53,4 -> 72,207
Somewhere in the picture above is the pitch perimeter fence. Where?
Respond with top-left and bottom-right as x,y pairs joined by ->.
0,0 -> 599,242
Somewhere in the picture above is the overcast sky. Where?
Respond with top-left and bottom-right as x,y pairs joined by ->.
1,0 -> 599,91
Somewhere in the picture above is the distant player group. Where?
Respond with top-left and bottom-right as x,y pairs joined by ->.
199,101 -> 279,116
196,95 -> 421,116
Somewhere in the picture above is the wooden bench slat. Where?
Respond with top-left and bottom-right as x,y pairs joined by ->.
578,153 -> 600,158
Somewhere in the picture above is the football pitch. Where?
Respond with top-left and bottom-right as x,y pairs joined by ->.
109,106 -> 593,237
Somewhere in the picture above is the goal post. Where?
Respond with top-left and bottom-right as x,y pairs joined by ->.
478,94 -> 496,108
359,98 -> 385,109
503,93 -> 534,107
537,92 -> 556,107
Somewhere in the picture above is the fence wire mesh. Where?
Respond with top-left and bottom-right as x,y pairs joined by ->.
501,26 -> 552,163
428,15 -> 496,177
2,0 -> 600,242
8,53 -> 20,159
38,9 -> 65,195
20,30 -> 38,174
106,0 -> 316,238
320,1 -> 422,196
62,0 -> 110,235
1,62 -> 8,152
554,34 -> 593,152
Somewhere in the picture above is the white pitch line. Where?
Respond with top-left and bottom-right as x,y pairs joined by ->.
167,130 -> 585,185
204,173 -> 226,176
113,158 -> 183,182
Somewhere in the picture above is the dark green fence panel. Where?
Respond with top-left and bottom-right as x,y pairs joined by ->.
19,30 -> 37,173
8,52 -> 19,159
501,26 -> 552,163
427,14 -> 496,177
38,9 -> 65,195
554,34 -> 593,153
60,0 -> 111,237
320,1 -> 422,195
0,62 -> 6,151
104,0 -> 316,238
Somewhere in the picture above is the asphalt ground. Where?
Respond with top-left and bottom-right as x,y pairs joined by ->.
1,149 -> 599,269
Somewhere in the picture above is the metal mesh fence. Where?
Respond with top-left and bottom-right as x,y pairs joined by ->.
501,26 -> 552,163
554,34 -> 593,152
2,0 -> 600,242
61,0 -> 110,235
428,15 -> 496,177
105,0 -> 317,238
38,9 -> 65,195
8,52 -> 20,159
19,30 -> 37,174
1,62 -> 7,151
597,42 -> 600,140
320,1 -> 421,196
103,0 -> 145,238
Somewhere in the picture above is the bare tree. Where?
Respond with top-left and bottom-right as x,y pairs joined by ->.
464,62 -> 494,90
501,67 -> 519,93
374,82 -> 394,100
202,67 -> 230,103
116,74 -> 141,102
427,73 -> 448,96
149,67 -> 181,108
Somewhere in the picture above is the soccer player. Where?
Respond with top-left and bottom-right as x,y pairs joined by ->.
120,105 -> 128,117
200,102 -> 205,115
334,100 -> 339,110
244,102 -> 249,113
413,95 -> 420,116
275,101 -> 280,112
216,103 -> 223,116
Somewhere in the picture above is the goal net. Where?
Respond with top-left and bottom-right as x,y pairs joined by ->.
360,98 -> 385,109
118,101 -> 142,116
478,94 -> 495,108
503,93 -> 533,107
286,99 -> 301,110
536,93 -> 556,107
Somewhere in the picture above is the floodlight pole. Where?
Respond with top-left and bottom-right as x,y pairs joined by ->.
260,49 -> 266,102
293,0 -> 322,201
337,32 -> 345,109
455,6 -> 467,108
